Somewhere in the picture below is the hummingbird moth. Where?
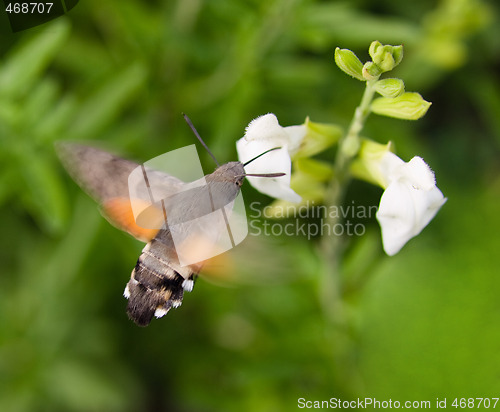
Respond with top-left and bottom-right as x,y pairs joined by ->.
57,115 -> 283,327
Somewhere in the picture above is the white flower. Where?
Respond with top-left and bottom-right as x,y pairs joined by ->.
375,154 -> 447,255
236,113 -> 306,203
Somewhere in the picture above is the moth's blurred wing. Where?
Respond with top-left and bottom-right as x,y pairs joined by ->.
56,142 -> 139,201
160,183 -> 247,266
56,142 -> 183,242
102,197 -> 165,242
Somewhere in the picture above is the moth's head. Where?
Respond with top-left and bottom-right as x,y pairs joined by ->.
210,162 -> 246,187
209,159 -> 286,191
182,115 -> 284,189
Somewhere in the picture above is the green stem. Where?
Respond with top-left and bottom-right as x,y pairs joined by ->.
317,77 -> 379,396
318,78 -> 378,324
337,79 -> 378,172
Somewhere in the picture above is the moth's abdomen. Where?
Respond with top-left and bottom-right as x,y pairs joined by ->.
124,239 -> 196,327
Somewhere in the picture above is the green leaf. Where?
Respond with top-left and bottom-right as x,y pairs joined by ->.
19,150 -> 69,234
0,19 -> 70,99
71,62 -> 148,139
371,92 -> 431,120
374,78 -> 405,98
36,95 -> 77,143
22,78 -> 59,130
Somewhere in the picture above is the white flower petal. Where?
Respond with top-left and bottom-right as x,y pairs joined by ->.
376,154 -> 446,255
376,181 -> 416,256
409,185 -> 447,232
247,173 -> 302,203
378,152 -> 405,187
404,156 -> 436,190
236,137 -> 301,202
236,114 -> 305,203
244,113 -> 288,143
283,124 -> 307,155
236,137 -> 276,169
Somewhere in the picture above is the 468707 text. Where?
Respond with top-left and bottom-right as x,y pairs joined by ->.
5,3 -> 53,14
448,398 -> 499,408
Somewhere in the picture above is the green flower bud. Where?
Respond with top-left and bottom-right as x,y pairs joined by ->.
265,165 -> 330,217
289,171 -> 325,202
334,48 -> 365,81
295,118 -> 342,158
376,49 -> 395,72
371,92 -> 431,120
295,158 -> 334,181
374,78 -> 405,98
362,62 -> 382,80
368,41 -> 382,60
340,133 -> 361,158
391,45 -> 403,66
368,41 -> 404,73
350,139 -> 395,187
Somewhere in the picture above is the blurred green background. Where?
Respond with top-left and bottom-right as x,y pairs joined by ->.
1,0 -> 500,411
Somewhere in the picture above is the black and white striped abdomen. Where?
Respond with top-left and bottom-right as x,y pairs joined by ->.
123,234 -> 198,327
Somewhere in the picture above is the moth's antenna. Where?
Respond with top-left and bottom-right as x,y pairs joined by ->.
243,147 -> 281,166
237,172 -> 286,178
182,113 -> 220,167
